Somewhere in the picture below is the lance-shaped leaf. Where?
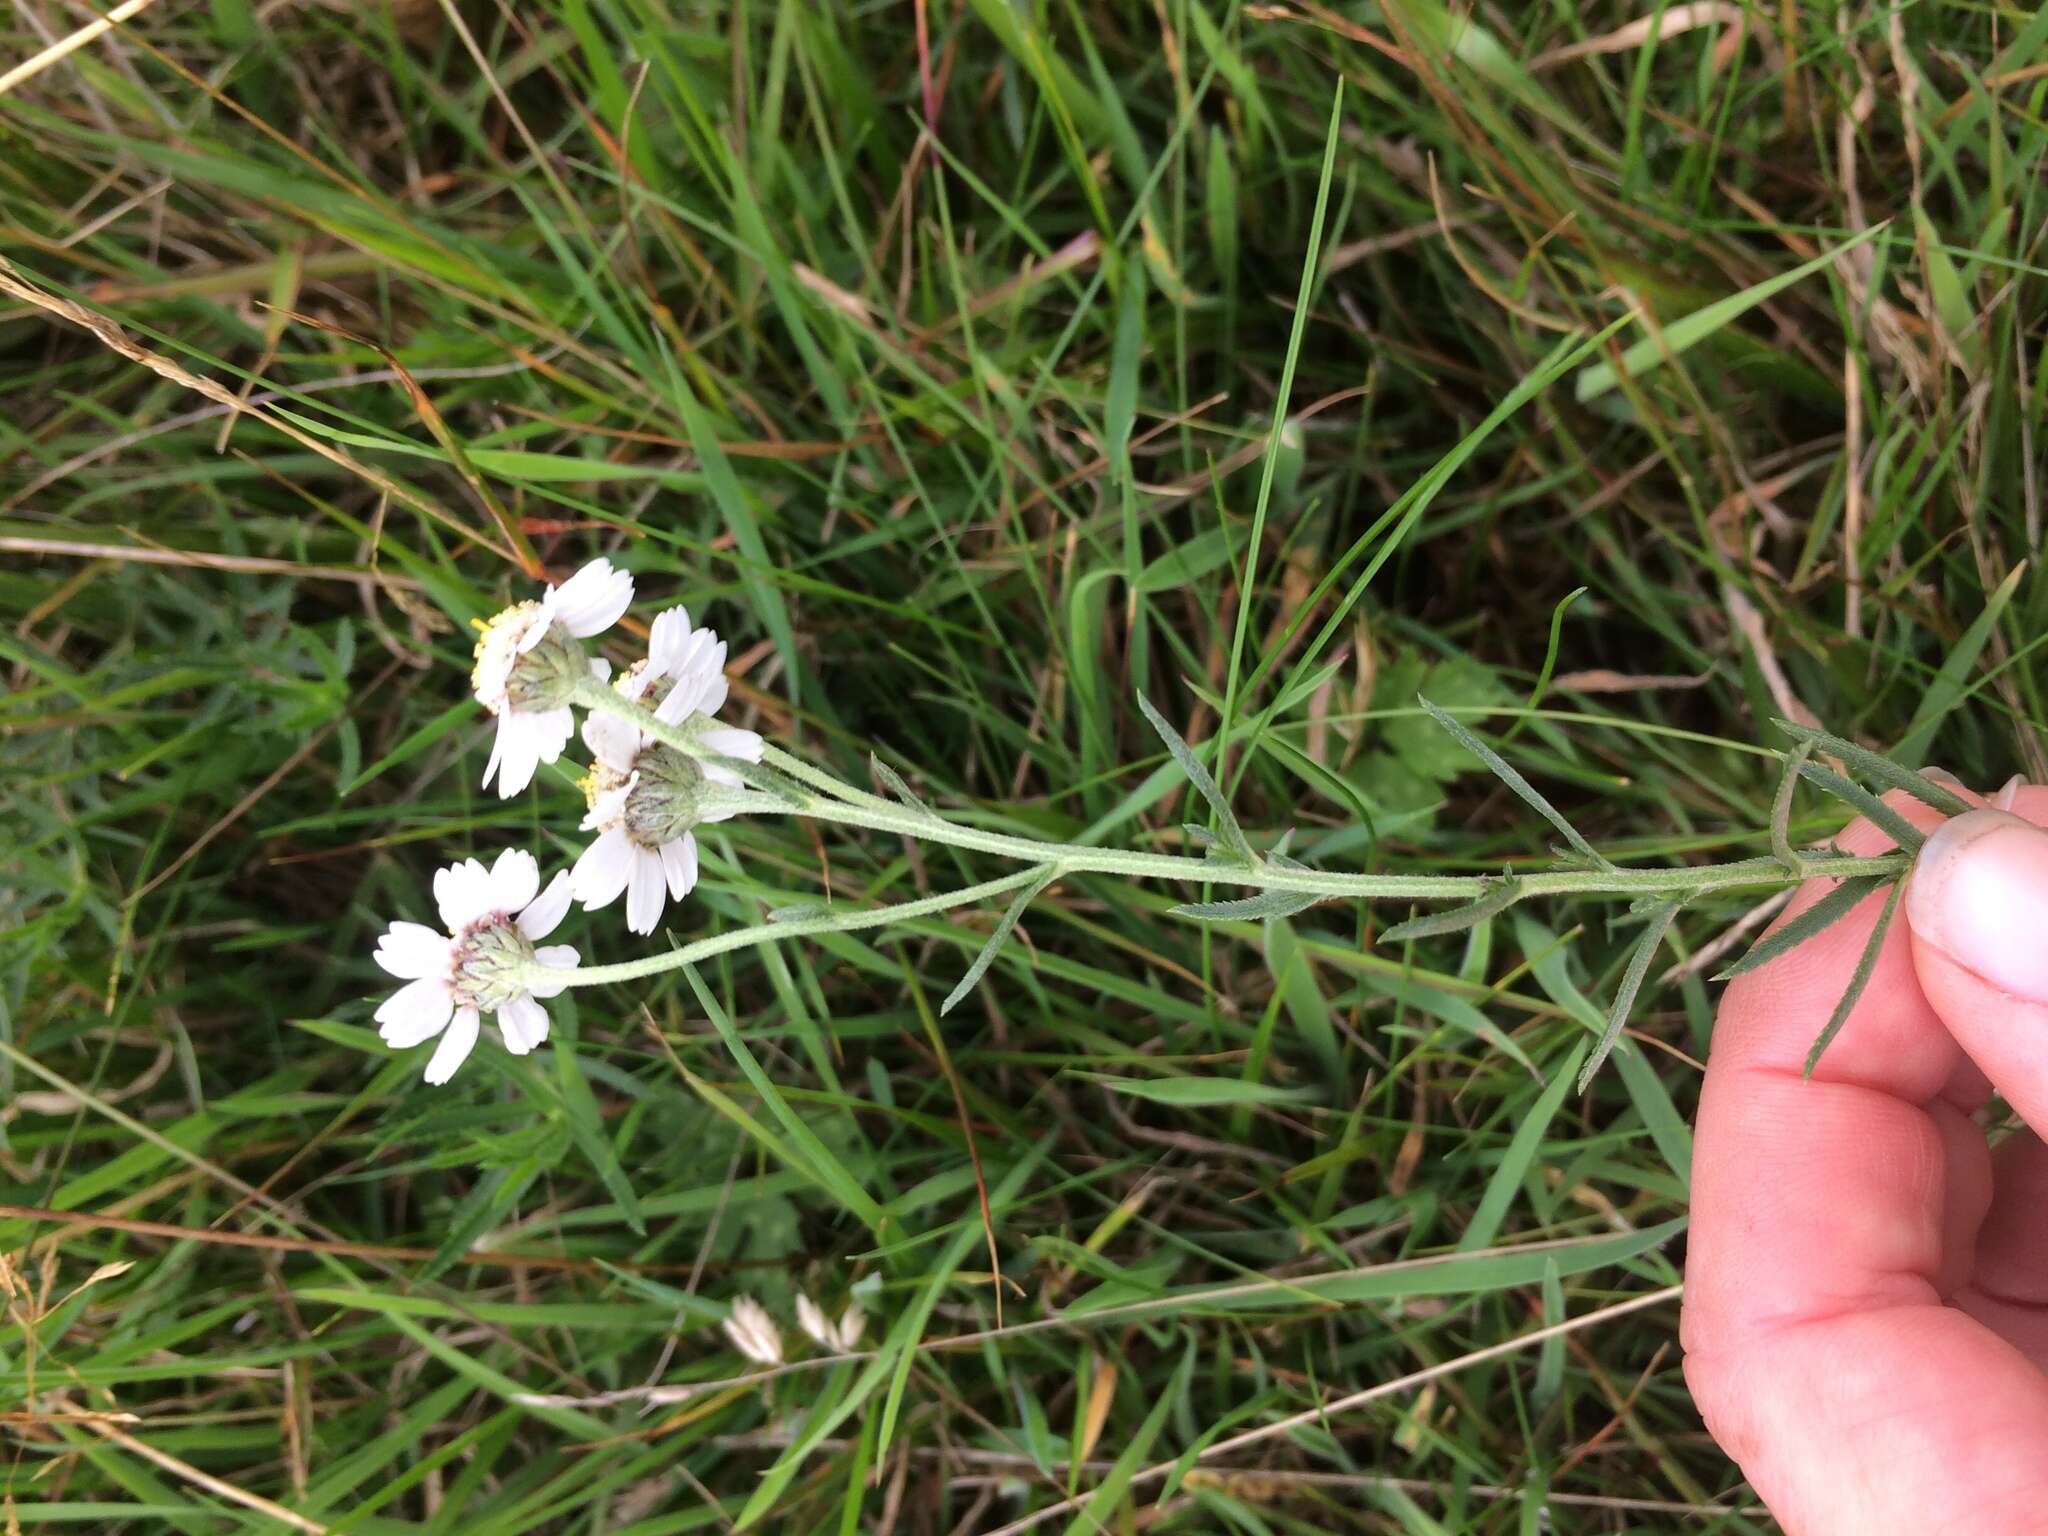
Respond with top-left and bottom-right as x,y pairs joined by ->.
940,866 -> 1059,1016
1714,875 -> 1886,982
1172,889 -> 1323,921
1579,900 -> 1679,1092
1417,696 -> 1610,869
1378,879 -> 1524,944
871,754 -> 944,823
1805,880 -> 1904,1076
1770,738 -> 1814,870
1796,759 -> 1926,852
1774,720 -> 1972,818
1136,690 -> 1256,865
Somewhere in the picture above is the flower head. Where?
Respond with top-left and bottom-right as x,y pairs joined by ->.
371,849 -> 578,1084
796,1293 -> 865,1352
722,1295 -> 783,1367
570,607 -> 763,934
472,558 -> 634,798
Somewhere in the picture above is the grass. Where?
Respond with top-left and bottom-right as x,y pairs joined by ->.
0,0 -> 2041,1529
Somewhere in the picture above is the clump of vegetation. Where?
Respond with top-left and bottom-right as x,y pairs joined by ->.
0,1 -> 2037,1529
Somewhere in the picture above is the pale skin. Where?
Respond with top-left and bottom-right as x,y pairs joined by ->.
1686,780 -> 2048,1530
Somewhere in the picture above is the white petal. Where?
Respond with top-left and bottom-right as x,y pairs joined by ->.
423,1007 -> 481,1085
695,674 -> 731,717
518,871 -> 573,940
589,656 -> 612,683
546,558 -> 634,638
698,727 -> 763,764
571,826 -> 634,910
625,846 -> 666,935
526,944 -> 580,997
796,1294 -> 832,1350
647,606 -> 693,674
375,978 -> 454,1046
496,994 -> 549,1055
580,774 -> 635,833
485,713 -> 541,798
511,609 -> 553,655
374,922 -> 452,980
489,848 -> 541,915
659,833 -> 699,901
480,717 -> 506,787
434,859 -> 493,930
581,711 -> 642,774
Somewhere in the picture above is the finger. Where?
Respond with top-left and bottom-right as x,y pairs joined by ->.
1907,788 -> 2048,1136
1684,789 -> 2048,1533
1958,1132 -> 2048,1368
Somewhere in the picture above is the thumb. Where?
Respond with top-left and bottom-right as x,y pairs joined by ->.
1906,800 -> 2048,1127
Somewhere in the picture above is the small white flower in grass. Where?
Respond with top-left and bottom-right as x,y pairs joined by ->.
722,1295 -> 783,1367
796,1293 -> 865,1352
570,607 -> 764,935
472,558 -> 635,798
372,849 -> 578,1084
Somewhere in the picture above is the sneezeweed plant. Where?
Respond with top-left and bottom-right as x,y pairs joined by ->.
370,559 -> 1973,1093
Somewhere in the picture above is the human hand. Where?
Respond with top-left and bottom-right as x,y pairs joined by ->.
1684,780 -> 2048,1531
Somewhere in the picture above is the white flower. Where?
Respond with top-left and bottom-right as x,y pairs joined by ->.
722,1295 -> 783,1367
796,1293 -> 865,1352
472,558 -> 635,799
371,849 -> 579,1084
570,607 -> 764,935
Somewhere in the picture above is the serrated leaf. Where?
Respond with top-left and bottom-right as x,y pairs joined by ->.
1796,760 -> 1926,851
1378,879 -> 1523,944
1805,880 -> 1905,1076
1416,696 -> 1610,869
1579,901 -> 1678,1092
1170,889 -> 1322,921
1773,720 -> 1971,818
1136,690 -> 1256,864
871,755 -> 943,822
1715,875 -> 1886,982
940,867 -> 1058,1016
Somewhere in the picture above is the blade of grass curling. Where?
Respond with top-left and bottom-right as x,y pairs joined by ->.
942,865 -> 1058,1015
1806,880 -> 1905,1076
1770,738 -> 1815,869
1500,586 -> 1584,745
1417,696 -> 1611,869
1135,690 -> 1255,864
1716,875 -> 1887,981
1796,760 -> 1927,851
1213,81 -> 1344,797
1579,901 -> 1678,1092
1773,720 -> 1972,817
1378,878 -> 1523,943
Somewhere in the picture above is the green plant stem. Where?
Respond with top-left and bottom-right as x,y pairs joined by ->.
564,677 -> 1910,984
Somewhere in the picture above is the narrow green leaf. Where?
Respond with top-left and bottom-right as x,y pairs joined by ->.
1770,738 -> 1814,868
1461,1041 -> 1587,1251
1579,902 -> 1678,1092
1773,720 -> 1971,817
1575,225 -> 1886,401
1417,696 -> 1609,868
1081,1074 -> 1316,1107
1170,889 -> 1321,921
941,866 -> 1058,1015
1716,875 -> 1886,981
871,755 -> 942,822
1135,689 -> 1256,864
1796,760 -> 1926,851
1805,880 -> 1905,1075
1379,879 -> 1524,943
1892,561 -> 2028,768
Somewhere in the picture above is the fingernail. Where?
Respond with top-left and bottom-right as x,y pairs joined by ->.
1921,766 -> 1966,789
1908,808 -> 2048,999
1996,774 -> 2027,811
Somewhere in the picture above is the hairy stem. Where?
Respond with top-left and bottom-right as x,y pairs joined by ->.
568,676 -> 1910,958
